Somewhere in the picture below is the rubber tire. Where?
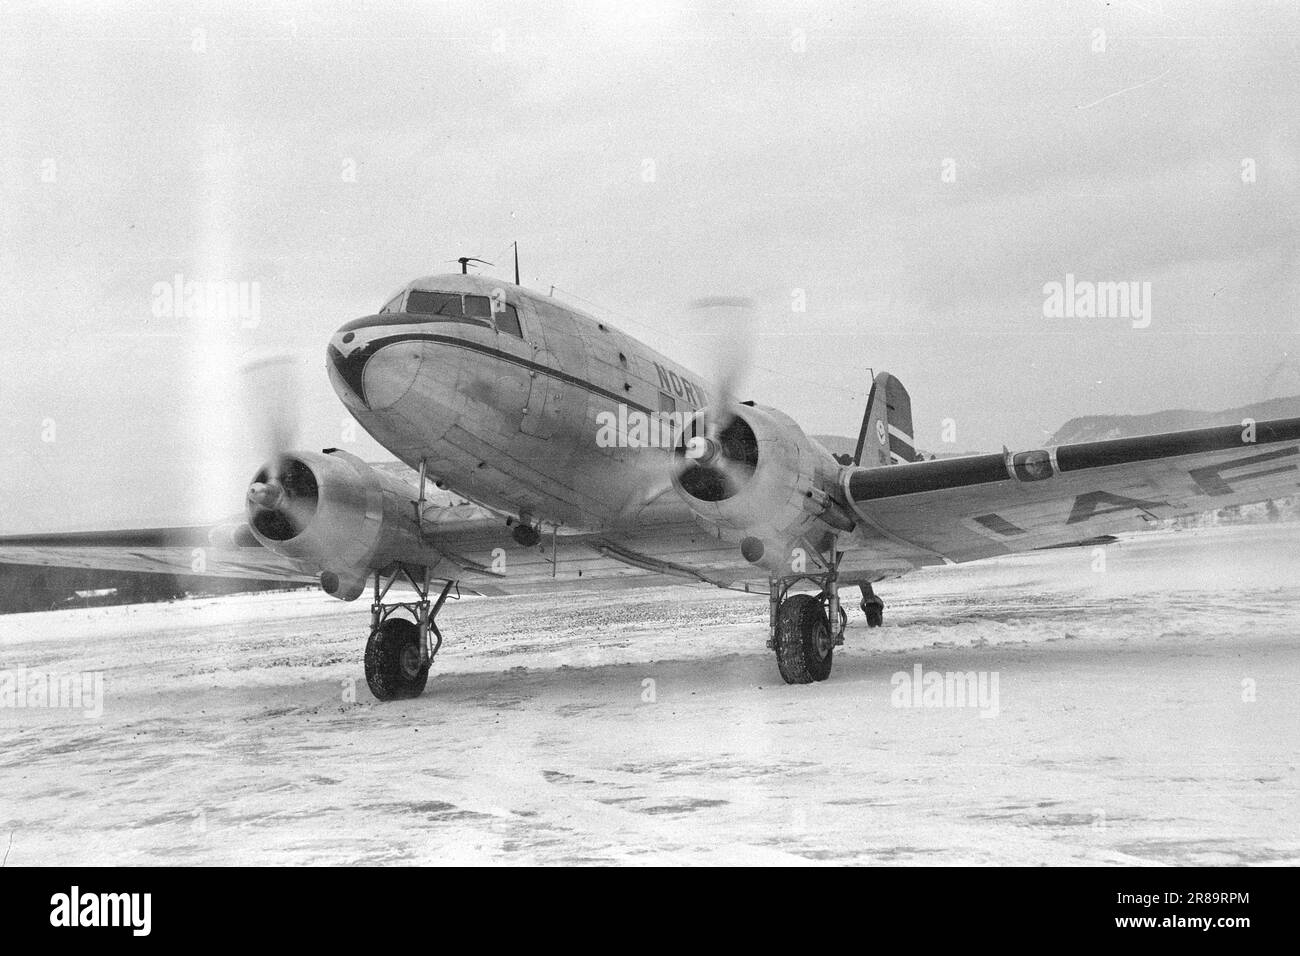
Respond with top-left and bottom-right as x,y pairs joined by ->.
774,593 -> 834,684
364,618 -> 429,701
862,588 -> 885,628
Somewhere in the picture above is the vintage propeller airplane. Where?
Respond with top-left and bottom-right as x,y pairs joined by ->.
3,267 -> 1299,699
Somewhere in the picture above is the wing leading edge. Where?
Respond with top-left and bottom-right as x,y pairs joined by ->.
8,416 -> 1294,597
0,506 -> 736,598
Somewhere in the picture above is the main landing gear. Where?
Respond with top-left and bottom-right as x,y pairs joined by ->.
767,550 -> 889,684
767,547 -> 850,684
363,564 -> 455,701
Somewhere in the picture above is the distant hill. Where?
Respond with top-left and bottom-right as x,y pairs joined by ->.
814,396 -> 1300,527
811,434 -> 862,461
1045,394 -> 1300,529
816,395 -> 1300,462
1049,395 -> 1300,446
810,434 -> 977,463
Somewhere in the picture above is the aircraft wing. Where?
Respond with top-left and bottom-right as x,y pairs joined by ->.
13,416 -> 1294,599
0,524 -> 321,585
0,504 -> 728,597
843,416 -> 1300,562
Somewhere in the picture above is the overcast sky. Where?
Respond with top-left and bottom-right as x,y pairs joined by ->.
2,0 -> 1298,530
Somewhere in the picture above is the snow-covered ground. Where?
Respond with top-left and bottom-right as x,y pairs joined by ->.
1,522 -> 1297,865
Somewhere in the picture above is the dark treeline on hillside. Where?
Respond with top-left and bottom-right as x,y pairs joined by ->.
0,563 -> 309,614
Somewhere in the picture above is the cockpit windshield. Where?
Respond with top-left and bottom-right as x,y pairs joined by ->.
400,289 -> 525,338
463,295 -> 492,318
407,291 -> 464,316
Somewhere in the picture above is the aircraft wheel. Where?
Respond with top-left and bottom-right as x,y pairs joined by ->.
861,586 -> 884,628
364,618 -> 429,701
774,593 -> 833,684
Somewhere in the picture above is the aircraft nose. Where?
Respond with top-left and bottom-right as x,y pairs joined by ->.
327,320 -> 423,410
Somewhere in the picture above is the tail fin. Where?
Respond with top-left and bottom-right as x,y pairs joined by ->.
853,372 -> 917,466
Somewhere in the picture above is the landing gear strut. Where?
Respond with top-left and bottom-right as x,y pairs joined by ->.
767,545 -> 848,684
363,564 -> 455,701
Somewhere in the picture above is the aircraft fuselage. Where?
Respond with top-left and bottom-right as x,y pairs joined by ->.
327,274 -> 712,531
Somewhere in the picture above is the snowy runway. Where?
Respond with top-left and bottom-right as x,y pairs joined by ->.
2,523 -> 1297,865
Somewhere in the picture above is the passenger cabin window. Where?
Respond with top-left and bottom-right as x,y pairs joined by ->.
379,292 -> 405,314
658,392 -> 676,414
407,291 -> 463,316
495,303 -> 523,338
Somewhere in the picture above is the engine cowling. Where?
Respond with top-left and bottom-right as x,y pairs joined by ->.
669,405 -> 855,570
244,449 -> 447,600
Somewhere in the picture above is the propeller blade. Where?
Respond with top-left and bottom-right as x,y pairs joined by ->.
239,354 -> 313,537
240,353 -> 303,474
686,295 -> 754,435
280,492 -> 317,534
616,295 -> 757,518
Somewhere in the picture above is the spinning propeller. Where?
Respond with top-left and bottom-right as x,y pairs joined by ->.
620,295 -> 760,514
241,353 -> 317,540
674,296 -> 758,501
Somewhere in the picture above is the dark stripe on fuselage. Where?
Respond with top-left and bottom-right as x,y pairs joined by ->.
337,313 -> 492,334
1055,417 -> 1300,472
341,329 -> 658,418
331,315 -> 495,406
327,343 -> 370,404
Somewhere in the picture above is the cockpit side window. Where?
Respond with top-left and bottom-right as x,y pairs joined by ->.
379,292 -> 405,314
407,291 -> 464,316
494,303 -> 523,338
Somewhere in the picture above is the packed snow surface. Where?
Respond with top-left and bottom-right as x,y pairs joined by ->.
1,523 -> 1297,865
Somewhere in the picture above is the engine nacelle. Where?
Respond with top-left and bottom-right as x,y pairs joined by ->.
669,405 -> 854,570
245,449 -> 446,600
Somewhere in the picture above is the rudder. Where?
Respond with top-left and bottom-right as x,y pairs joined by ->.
852,372 -> 917,466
